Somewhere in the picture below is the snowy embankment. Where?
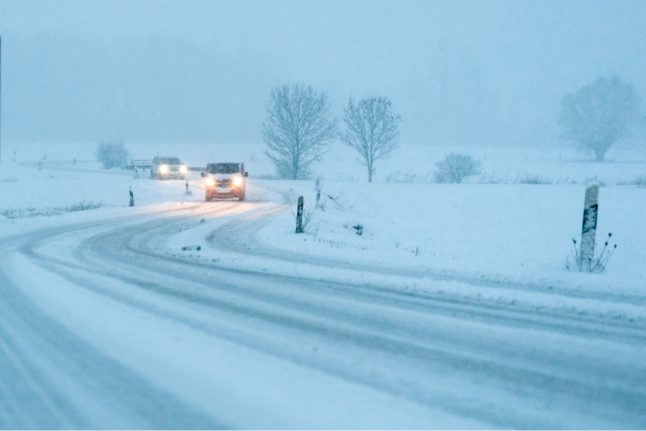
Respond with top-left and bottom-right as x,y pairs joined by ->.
253,180 -> 646,293
0,161 -> 202,236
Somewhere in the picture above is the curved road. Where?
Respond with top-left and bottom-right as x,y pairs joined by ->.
1,182 -> 646,428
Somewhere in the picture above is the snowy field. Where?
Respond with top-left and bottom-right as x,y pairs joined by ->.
1,141 -> 646,428
5,139 -> 646,184
3,140 -> 646,291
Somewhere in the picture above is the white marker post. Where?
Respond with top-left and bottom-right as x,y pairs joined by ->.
295,196 -> 304,233
580,184 -> 599,271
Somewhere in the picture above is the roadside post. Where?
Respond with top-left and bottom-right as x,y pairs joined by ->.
295,196 -> 304,233
315,178 -> 321,207
185,178 -> 192,195
129,187 -> 135,207
580,183 -> 599,271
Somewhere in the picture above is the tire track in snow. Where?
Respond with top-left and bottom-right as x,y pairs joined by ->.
17,201 -> 646,428
209,183 -> 646,307
0,269 -> 220,429
5,183 -> 646,428
0,205 -> 224,428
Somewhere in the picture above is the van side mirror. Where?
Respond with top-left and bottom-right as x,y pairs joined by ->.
244,172 -> 248,177
200,172 -> 205,178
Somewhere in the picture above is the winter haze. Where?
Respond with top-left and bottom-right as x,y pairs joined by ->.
2,1 -> 646,429
2,0 -> 645,146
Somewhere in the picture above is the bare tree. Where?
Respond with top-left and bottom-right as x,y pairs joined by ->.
96,140 -> 129,169
263,83 -> 336,179
560,76 -> 641,161
341,97 -> 401,182
433,153 -> 481,184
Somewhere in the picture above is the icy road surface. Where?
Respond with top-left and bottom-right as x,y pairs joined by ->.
1,178 -> 646,428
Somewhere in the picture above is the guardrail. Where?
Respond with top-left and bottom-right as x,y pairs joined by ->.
126,161 -> 205,172
126,159 -> 152,170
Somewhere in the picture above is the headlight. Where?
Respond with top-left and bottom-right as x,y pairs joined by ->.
205,177 -> 216,187
158,164 -> 169,174
232,176 -> 243,187
179,165 -> 188,174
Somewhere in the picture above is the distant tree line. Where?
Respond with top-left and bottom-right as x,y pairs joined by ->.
263,83 -> 401,182
263,75 -> 642,182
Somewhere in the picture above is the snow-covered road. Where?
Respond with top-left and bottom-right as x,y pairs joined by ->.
1,180 -> 646,428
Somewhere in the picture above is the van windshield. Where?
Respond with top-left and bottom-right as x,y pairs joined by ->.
207,163 -> 240,174
158,157 -> 181,164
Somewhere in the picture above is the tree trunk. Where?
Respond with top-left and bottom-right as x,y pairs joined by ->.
594,150 -> 605,162
591,140 -> 610,162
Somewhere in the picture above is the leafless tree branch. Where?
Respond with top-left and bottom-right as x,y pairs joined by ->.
341,97 -> 401,182
263,83 -> 336,179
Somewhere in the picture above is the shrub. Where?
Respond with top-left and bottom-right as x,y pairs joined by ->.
96,141 -> 129,169
517,172 -> 551,185
1,201 -> 102,219
385,171 -> 433,184
567,233 -> 617,273
433,153 -> 481,184
618,175 -> 646,187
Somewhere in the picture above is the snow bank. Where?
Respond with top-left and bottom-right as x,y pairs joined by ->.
251,180 -> 646,295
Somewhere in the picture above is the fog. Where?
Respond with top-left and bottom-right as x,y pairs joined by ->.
1,0 -> 645,146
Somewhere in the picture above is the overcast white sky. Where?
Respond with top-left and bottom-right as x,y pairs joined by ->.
1,0 -> 645,146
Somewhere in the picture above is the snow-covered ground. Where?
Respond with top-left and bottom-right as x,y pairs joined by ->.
4,142 -> 643,293
1,142 -> 646,428
5,139 -> 646,184
253,181 -> 646,294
